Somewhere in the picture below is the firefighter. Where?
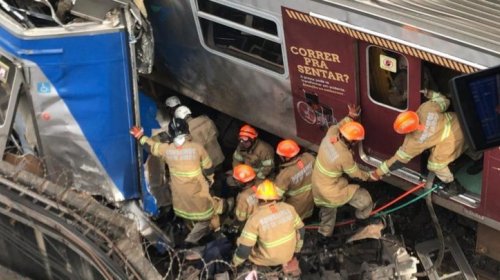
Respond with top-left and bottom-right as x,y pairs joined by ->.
371,89 -> 466,193
174,105 -> 225,168
231,164 -> 259,223
130,118 -> 221,246
154,95 -> 182,142
274,139 -> 315,220
232,179 -> 304,275
165,95 -> 182,117
232,124 -> 275,180
312,105 -> 374,238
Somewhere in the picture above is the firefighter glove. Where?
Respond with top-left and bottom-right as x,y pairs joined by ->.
348,104 -> 361,119
369,170 -> 381,181
130,126 -> 144,139
419,88 -> 435,99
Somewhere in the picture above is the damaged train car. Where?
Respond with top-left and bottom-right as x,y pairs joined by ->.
0,0 -> 500,279
0,0 -> 168,279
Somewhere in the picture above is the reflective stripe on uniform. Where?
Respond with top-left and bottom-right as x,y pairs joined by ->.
314,197 -> 343,208
294,216 -> 302,228
233,152 -> 244,162
174,207 -> 214,220
139,136 -> 149,145
232,254 -> 245,266
295,240 -> 304,252
260,231 -> 295,248
316,160 -> 342,178
241,230 -> 257,241
380,161 -> 390,174
344,164 -> 359,175
201,156 -> 210,168
396,149 -> 412,161
261,159 -> 273,166
256,159 -> 273,179
440,113 -> 452,141
152,142 -> 161,155
427,160 -> 448,171
432,96 -> 448,111
235,209 -> 248,221
287,184 -> 311,197
170,168 -> 202,177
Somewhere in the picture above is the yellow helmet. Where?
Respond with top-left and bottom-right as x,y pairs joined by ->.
255,179 -> 281,200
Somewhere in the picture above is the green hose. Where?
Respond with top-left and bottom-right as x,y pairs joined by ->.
304,184 -> 440,228
375,184 -> 440,217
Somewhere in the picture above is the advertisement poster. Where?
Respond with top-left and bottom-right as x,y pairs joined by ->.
282,7 -> 357,144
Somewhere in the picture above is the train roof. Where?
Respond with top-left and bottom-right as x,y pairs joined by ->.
315,0 -> 500,68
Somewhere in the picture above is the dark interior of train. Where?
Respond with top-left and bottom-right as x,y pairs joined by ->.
198,0 -> 285,73
423,61 -> 483,198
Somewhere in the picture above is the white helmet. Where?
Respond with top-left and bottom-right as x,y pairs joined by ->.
174,105 -> 192,119
165,96 -> 181,108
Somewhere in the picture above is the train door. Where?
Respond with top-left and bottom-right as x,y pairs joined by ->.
358,42 -> 422,178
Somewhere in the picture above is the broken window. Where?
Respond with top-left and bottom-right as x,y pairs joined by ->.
368,46 -> 409,110
194,0 -> 285,74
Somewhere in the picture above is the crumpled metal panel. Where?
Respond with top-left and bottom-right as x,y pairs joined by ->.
27,65 -> 126,202
0,15 -> 142,202
136,19 -> 154,74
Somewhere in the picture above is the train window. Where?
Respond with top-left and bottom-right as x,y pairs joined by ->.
197,0 -> 278,36
193,0 -> 284,74
367,46 -> 408,110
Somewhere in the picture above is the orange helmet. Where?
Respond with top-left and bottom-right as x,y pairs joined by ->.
233,164 -> 256,183
255,179 -> 281,200
239,124 -> 258,140
339,121 -> 365,141
276,139 -> 300,158
393,111 -> 424,134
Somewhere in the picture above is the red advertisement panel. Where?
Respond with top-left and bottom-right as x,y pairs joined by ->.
282,7 -> 357,144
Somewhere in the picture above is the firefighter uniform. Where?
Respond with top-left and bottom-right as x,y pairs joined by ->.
233,201 -> 304,266
312,117 -> 372,237
187,115 -> 225,168
140,136 -> 217,243
375,91 -> 465,183
235,184 -> 258,222
275,152 -> 315,219
233,139 -> 275,179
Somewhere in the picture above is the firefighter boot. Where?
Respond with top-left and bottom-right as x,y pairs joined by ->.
445,180 -> 466,196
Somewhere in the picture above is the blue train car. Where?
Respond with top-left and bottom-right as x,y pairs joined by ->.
0,2 -> 158,213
